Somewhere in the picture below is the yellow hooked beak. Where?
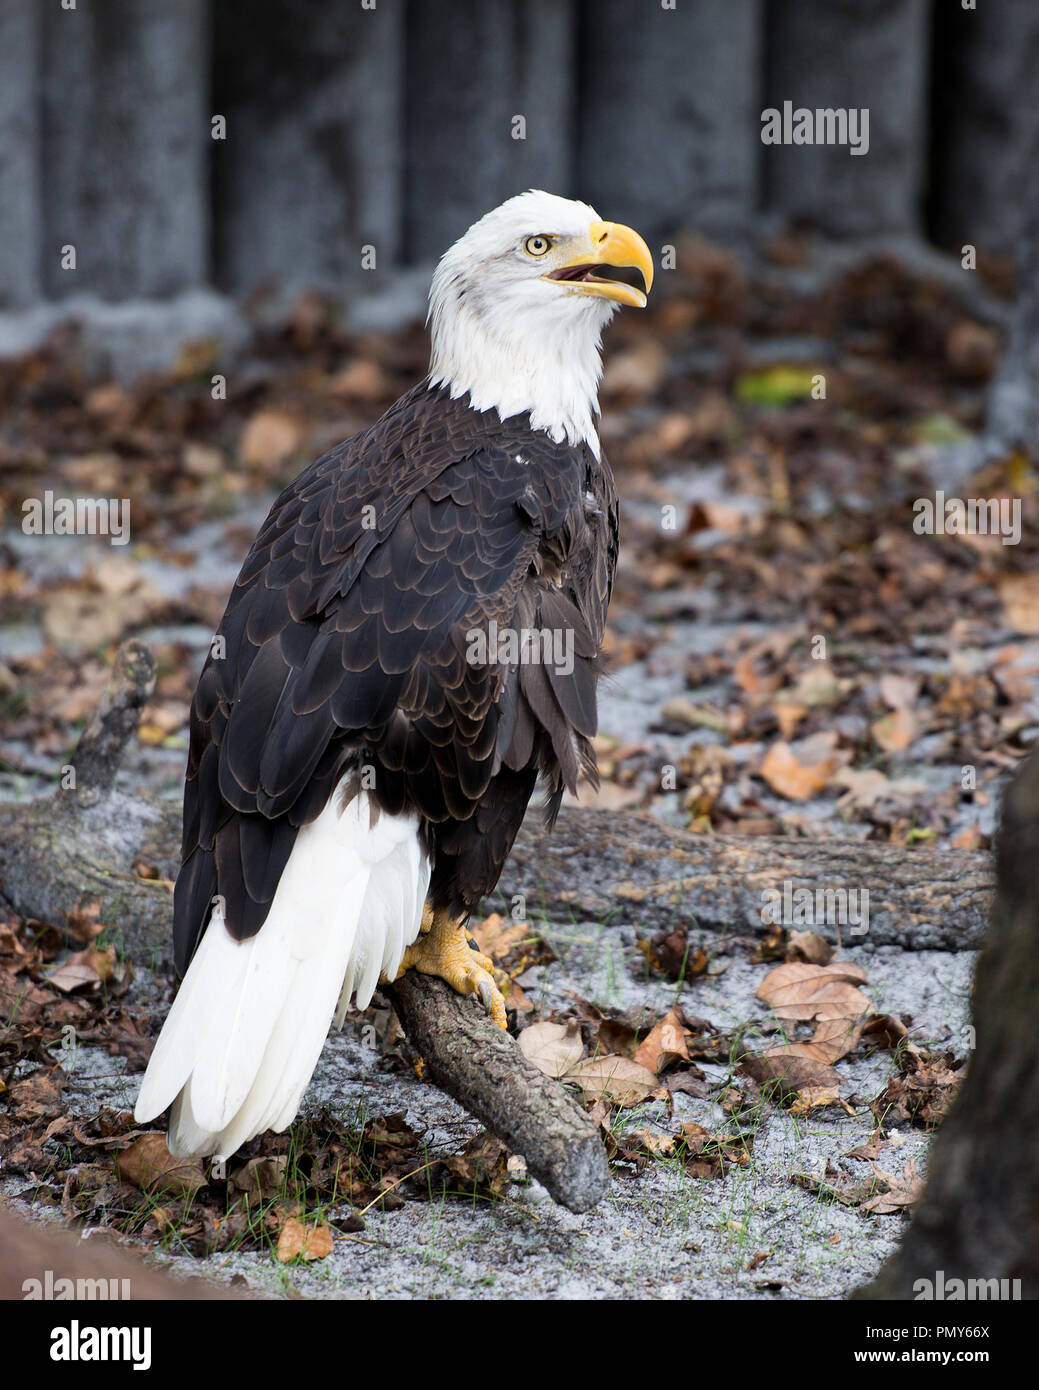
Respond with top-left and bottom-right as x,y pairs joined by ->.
542,220 -> 654,308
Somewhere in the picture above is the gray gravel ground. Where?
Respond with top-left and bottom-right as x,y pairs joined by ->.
5,915 -> 972,1301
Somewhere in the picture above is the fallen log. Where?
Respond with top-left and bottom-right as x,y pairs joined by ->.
0,649 -> 993,961
0,640 -> 179,967
502,811 -> 993,951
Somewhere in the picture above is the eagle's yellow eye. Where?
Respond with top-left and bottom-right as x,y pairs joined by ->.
524,235 -> 551,256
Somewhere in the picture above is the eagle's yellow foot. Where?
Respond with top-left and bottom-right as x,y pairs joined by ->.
396,907 -> 508,1029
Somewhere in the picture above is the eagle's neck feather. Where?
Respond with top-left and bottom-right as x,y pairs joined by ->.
427,295 -> 610,458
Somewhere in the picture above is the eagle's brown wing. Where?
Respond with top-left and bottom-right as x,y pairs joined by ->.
174,383 -> 616,974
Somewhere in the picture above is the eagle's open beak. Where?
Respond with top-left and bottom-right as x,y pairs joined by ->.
542,221 -> 655,308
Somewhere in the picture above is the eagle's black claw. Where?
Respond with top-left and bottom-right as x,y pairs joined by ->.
478,977 -> 493,1012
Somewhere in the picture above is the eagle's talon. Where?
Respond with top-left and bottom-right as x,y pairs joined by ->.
400,907 -> 509,1029
477,973 -> 509,1030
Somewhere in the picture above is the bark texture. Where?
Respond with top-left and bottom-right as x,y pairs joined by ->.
986,142 -> 1039,452
389,971 -> 609,1213
502,812 -> 993,951
0,640 -> 179,966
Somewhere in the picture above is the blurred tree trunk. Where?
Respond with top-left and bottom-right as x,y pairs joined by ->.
929,0 -> 1039,260
861,748 -> 1039,1299
763,0 -> 930,237
0,0 -> 41,309
986,144 -> 1039,452
42,0 -> 210,301
578,0 -> 760,241
0,1206 -> 241,1301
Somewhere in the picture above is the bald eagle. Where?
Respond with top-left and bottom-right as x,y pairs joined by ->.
135,191 -> 653,1159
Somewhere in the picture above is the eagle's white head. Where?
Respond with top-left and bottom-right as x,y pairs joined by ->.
428,189 -> 654,457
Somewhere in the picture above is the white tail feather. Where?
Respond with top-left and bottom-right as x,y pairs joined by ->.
135,782 -> 429,1160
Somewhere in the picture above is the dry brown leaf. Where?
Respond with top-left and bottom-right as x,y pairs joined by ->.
759,739 -> 838,800
240,409 -> 304,471
470,912 -> 528,964
766,1015 -> 866,1066
774,702 -> 808,739
628,1128 -> 677,1157
65,901 -> 107,942
686,499 -> 746,535
675,1121 -> 750,1178
601,339 -> 667,398
327,358 -> 389,401
517,1021 -> 584,1078
879,672 -> 921,709
735,652 -> 783,697
999,573 -> 1039,635
276,1215 -> 334,1263
863,1158 -> 922,1214
567,1055 -> 663,1108
844,1132 -> 887,1162
872,706 -> 916,753
505,981 -> 534,1014
47,946 -> 117,993
6,1069 -> 65,1122
571,781 -> 645,811
43,583 -> 159,652
183,442 -> 226,477
757,961 -> 872,1064
115,1133 -> 205,1198
434,1133 -> 512,1198
787,930 -> 833,964
755,961 -> 869,1019
659,697 -> 730,734
833,766 -> 926,811
871,1052 -> 961,1128
792,1164 -> 875,1208
950,824 -> 984,850
740,1052 -> 842,1102
787,1084 -> 844,1115
633,1008 -> 690,1074
135,700 -> 187,748
860,1012 -> 916,1053
92,555 -> 142,597
785,665 -> 852,708
229,1155 -> 288,1202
